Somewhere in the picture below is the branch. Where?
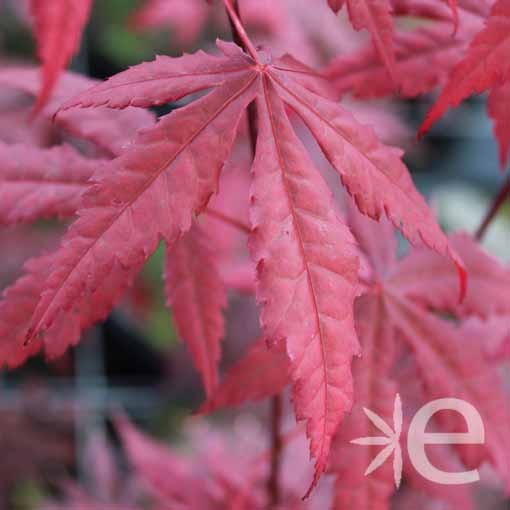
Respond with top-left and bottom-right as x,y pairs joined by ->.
267,394 -> 283,507
223,0 -> 259,61
475,176 -> 510,241
226,0 -> 258,157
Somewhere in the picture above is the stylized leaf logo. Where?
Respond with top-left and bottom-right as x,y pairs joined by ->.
351,393 -> 403,488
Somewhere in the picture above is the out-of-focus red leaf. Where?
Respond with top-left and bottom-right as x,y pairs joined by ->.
330,295 -> 397,510
0,67 -> 155,156
0,142 -> 101,225
419,0 -> 510,136
29,0 -> 93,112
387,233 -> 510,317
200,337 -> 290,413
386,298 -> 510,487
326,21 -> 478,98
488,80 -> 510,169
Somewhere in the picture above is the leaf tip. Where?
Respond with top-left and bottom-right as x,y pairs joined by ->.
302,455 -> 328,500
302,476 -> 318,501
24,327 -> 36,347
417,121 -> 430,140
449,246 -> 467,303
456,260 -> 467,304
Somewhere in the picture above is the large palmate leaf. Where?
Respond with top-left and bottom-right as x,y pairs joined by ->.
0,22 -> 459,485
2,1 -> 510,508
331,204 -> 510,497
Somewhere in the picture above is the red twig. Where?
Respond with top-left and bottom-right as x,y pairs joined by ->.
226,0 -> 258,157
267,394 -> 283,508
223,0 -> 259,61
475,176 -> 510,241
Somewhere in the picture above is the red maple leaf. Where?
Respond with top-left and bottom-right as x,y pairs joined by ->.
328,204 -> 510,506
330,0 -> 398,83
200,201 -> 510,505
419,0 -> 510,161
29,0 -> 93,112
0,23 -> 461,491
